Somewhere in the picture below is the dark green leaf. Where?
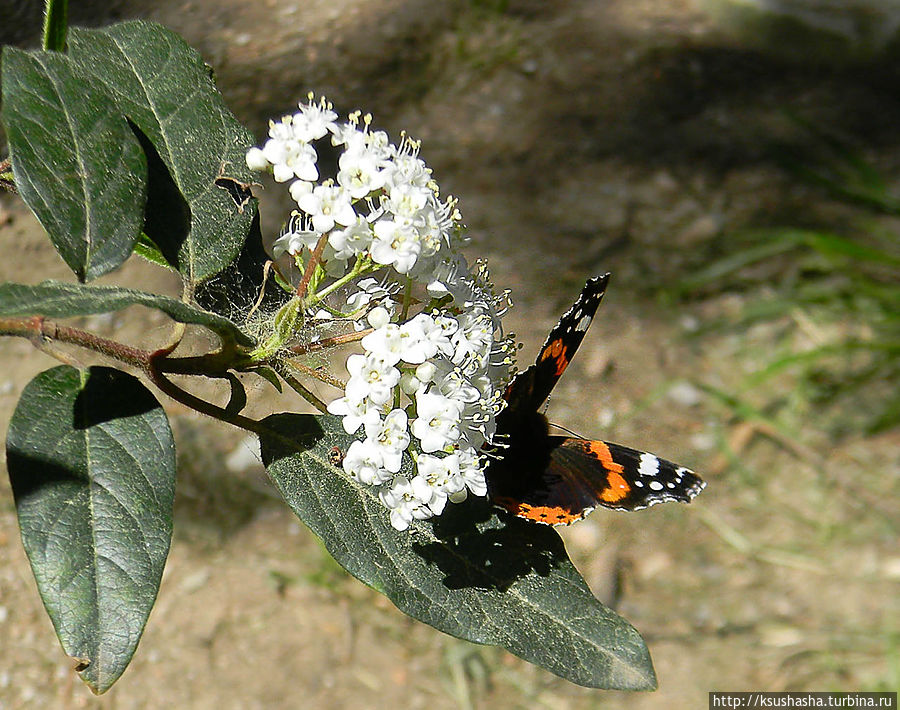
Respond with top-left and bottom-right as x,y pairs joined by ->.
0,280 -> 255,347
67,21 -> 258,284
6,366 -> 175,693
259,414 -> 656,690
0,47 -> 147,281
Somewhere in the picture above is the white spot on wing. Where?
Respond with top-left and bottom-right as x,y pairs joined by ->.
648,480 -> 664,491
575,314 -> 592,332
638,453 -> 660,478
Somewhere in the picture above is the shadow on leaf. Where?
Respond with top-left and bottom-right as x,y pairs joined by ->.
73,367 -> 160,430
260,413 -> 571,595
414,497 -> 566,592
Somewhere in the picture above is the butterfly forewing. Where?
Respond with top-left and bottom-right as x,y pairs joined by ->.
503,273 -> 610,415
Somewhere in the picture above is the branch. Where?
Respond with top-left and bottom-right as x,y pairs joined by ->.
0,315 -> 269,435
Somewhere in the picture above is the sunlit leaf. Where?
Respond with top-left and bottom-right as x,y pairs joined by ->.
67,21 -> 257,284
260,413 -> 657,690
0,47 -> 147,281
6,366 -> 175,693
0,280 -> 255,347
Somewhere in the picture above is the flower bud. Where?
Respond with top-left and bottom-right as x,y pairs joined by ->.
367,307 -> 390,329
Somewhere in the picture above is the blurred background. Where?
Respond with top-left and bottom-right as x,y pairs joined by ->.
0,1 -> 898,708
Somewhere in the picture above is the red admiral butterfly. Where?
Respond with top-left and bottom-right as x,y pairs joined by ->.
486,273 -> 706,525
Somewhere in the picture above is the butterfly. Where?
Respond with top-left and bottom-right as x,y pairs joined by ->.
485,273 -> 706,525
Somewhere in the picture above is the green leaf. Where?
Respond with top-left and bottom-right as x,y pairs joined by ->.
798,230 -> 900,267
66,21 -> 258,284
42,0 -> 69,51
259,414 -> 657,690
0,47 -> 147,281
6,366 -> 176,693
133,233 -> 178,271
0,280 -> 255,347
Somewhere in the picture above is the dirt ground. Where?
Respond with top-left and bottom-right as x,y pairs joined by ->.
1,1 -> 898,708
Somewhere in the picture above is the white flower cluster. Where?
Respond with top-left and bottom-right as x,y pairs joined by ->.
246,94 -> 459,282
247,95 -> 515,531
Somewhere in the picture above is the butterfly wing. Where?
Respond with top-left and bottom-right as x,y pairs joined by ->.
503,274 -> 610,415
491,437 -> 707,525
487,272 -> 706,525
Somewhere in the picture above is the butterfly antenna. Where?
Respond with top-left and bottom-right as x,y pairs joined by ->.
548,421 -> 586,438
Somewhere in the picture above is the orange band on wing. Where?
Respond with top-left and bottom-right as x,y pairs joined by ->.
583,441 -> 630,502
584,441 -> 624,473
539,339 -> 569,376
599,469 -> 630,502
494,497 -> 585,525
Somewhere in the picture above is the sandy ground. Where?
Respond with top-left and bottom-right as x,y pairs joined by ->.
1,1 -> 898,708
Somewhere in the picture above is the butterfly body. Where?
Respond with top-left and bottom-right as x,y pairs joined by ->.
485,274 -> 706,525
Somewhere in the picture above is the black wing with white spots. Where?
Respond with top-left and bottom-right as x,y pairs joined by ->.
503,273 -> 610,416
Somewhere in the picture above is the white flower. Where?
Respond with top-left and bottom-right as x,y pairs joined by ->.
346,278 -> 396,315
366,306 -> 391,329
249,96 -> 513,532
272,220 -> 322,258
328,217 -> 374,261
296,184 -> 357,233
452,312 -> 494,373
337,145 -> 387,199
415,361 -> 437,384
365,129 -> 392,158
411,391 -> 463,453
457,447 -> 486,497
345,353 -> 400,405
399,371 -> 424,395
292,98 -> 338,142
342,439 -> 391,486
386,183 -> 430,222
329,119 -> 362,148
379,476 -> 433,531
416,313 -> 455,359
417,453 -> 465,499
289,179 -> 313,203
364,409 -> 410,473
397,316 -> 434,365
432,361 -> 481,404
326,395 -> 380,434
410,473 -> 447,516
426,253 -> 472,301
371,220 -> 422,274
384,153 -> 431,190
261,120 -> 319,182
361,323 -> 405,366
245,147 -> 268,171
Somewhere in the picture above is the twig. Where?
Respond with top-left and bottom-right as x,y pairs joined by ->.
0,315 -> 268,435
297,234 -> 328,299
288,328 -> 373,355
283,358 -> 345,392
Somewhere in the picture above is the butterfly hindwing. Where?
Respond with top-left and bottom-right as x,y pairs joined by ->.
490,437 -> 706,524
